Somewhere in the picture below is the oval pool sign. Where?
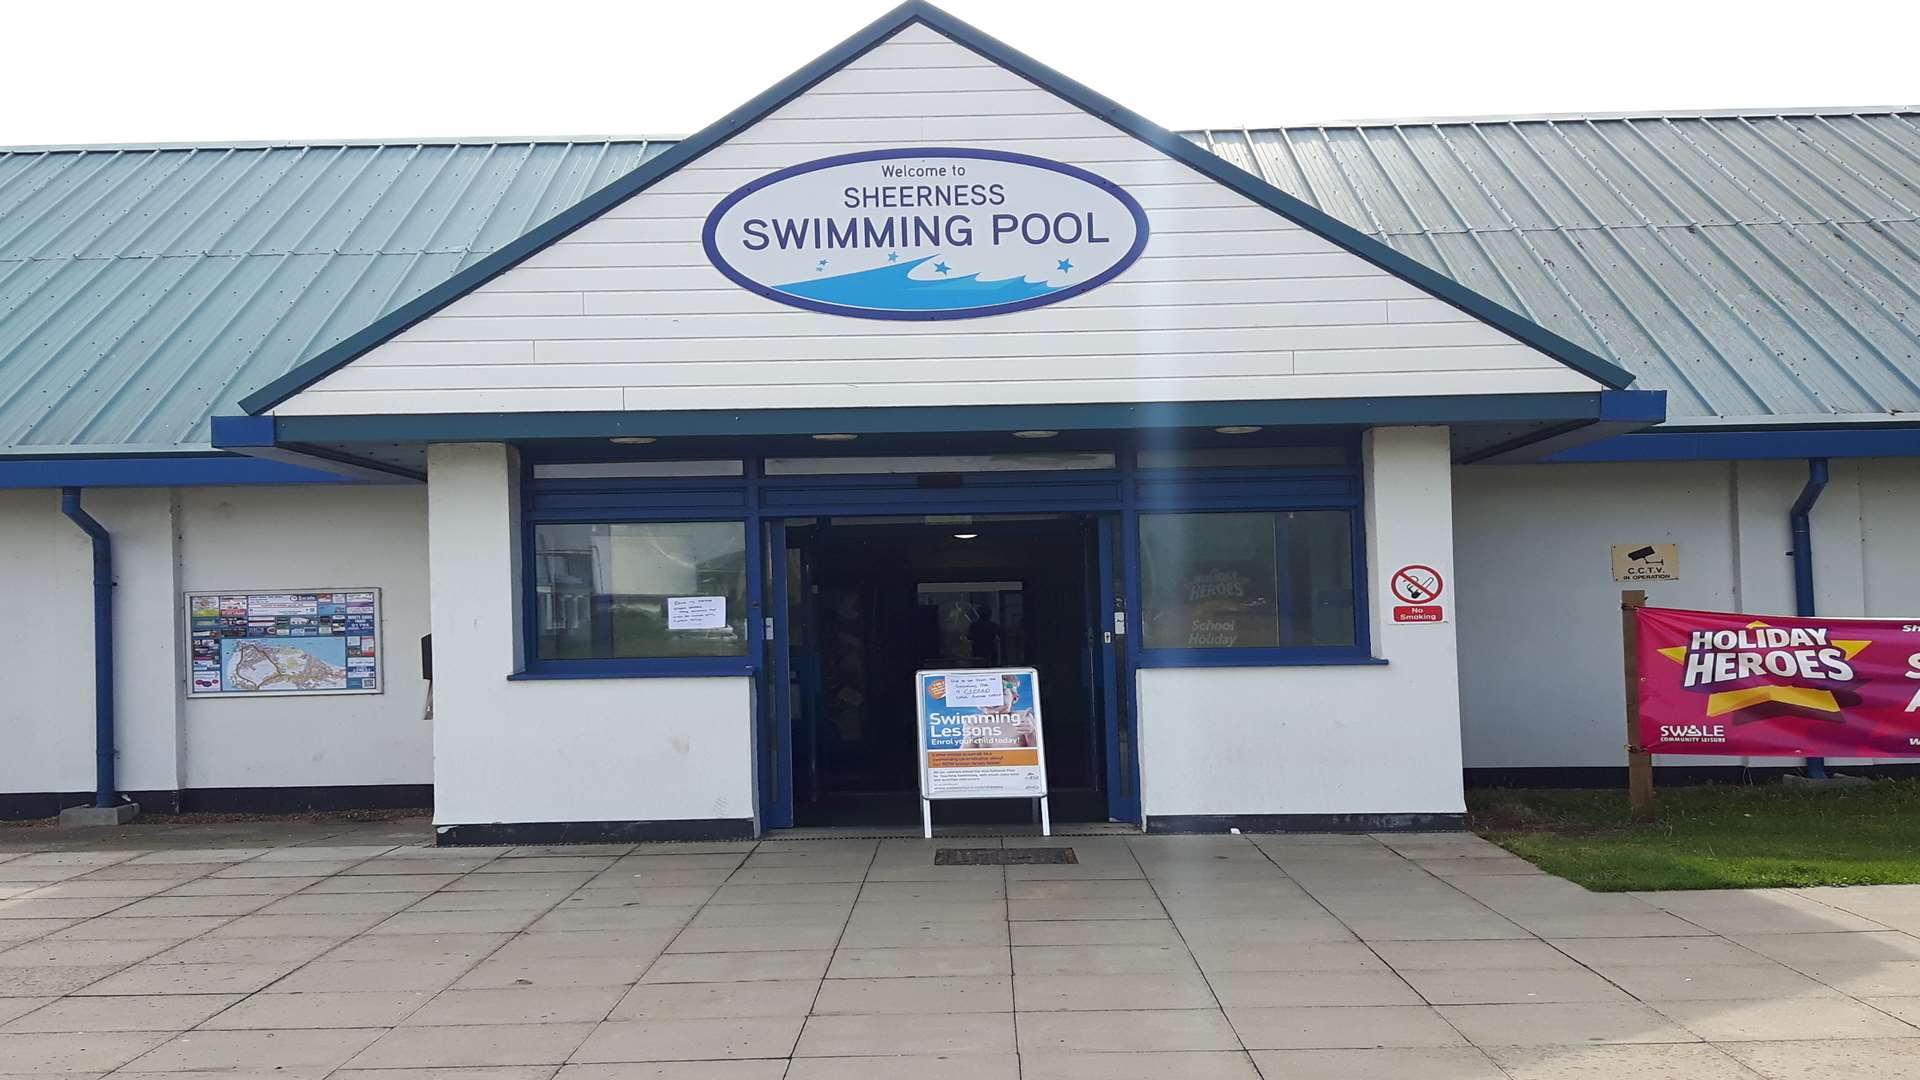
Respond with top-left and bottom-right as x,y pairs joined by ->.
702,148 -> 1149,320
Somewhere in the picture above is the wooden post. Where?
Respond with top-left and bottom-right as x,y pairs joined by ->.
1621,589 -> 1656,823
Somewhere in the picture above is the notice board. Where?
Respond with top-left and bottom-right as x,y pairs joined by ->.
186,590 -> 382,697
915,667 -> 1048,800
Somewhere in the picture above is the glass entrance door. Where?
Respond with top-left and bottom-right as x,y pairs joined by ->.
762,513 -> 1135,830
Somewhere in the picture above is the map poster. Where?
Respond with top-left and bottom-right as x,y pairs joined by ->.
915,667 -> 1048,801
185,589 -> 382,697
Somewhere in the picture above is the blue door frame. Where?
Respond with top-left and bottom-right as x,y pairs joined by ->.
758,510 -> 1143,829
761,520 -> 797,830
1094,514 -> 1141,823
521,445 -> 1366,832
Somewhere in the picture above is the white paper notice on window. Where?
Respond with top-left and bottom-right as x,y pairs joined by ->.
667,596 -> 727,630
944,671 -> 1005,709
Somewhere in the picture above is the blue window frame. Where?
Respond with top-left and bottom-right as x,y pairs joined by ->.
516,462 -> 760,679
1124,440 -> 1375,668
513,440 -> 1376,679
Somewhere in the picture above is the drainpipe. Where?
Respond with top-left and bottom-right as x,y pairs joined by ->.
1787,459 -> 1830,779
59,488 -> 118,809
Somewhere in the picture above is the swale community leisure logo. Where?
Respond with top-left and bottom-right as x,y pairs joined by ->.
702,148 -> 1149,320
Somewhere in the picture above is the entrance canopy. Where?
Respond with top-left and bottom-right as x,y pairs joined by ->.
214,1 -> 1660,475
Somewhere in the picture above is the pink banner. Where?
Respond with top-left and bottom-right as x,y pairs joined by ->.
1637,607 -> 1920,757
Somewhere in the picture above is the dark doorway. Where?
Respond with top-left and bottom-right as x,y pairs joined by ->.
781,515 -> 1106,827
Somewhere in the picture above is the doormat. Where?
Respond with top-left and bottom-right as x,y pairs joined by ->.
934,847 -> 1078,865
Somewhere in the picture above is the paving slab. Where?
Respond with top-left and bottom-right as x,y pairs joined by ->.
1011,944 -> 1199,976
1488,1043 -> 1766,1079
798,1010 -> 1019,1056
1188,941 -> 1386,974
0,992 -> 241,1032
0,1029 -> 170,1073
785,1054 -> 1019,1079
1603,962 -> 1839,1001
1436,1001 -> 1701,1046
198,989 -> 432,1028
640,951 -> 833,985
351,1022 -> 597,1068
1227,1004 -> 1467,1050
814,974 -> 1010,1014
125,1027 -> 386,1072
611,979 -> 820,1020
574,1016 -> 805,1062
1016,971 -> 1215,1011
0,964 -> 121,996
9,819 -> 1920,1075
1023,1049 -> 1260,1079
1398,965 -> 1635,1005
827,945 -> 1011,978
404,986 -> 626,1025
1249,1046 -> 1506,1079
1719,1037 -> 1920,1080
1648,996 -> 1920,1041
71,960 -> 297,995
1017,1008 -> 1240,1053
338,1069 -> 557,1080
457,955 -> 656,990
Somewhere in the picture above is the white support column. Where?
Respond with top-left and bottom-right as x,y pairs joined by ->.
427,443 -> 757,834
1133,426 -> 1467,821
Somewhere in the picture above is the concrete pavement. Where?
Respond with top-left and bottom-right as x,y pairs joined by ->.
2,817 -> 1918,1077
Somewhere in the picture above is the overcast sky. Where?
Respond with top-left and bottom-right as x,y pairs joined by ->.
5,0 -> 1914,147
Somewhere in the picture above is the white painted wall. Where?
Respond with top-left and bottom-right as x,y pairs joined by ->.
8,449 -> 1906,811
1454,457 -> 1920,770
426,443 -> 757,829
0,488 -> 181,798
277,23 -> 1598,418
1138,426 -> 1467,818
176,485 -> 432,789
0,483 -> 433,803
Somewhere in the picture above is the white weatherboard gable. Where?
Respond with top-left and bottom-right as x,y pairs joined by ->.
274,22 -> 1603,418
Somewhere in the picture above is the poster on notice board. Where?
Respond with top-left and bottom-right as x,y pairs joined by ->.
915,667 -> 1048,800
185,590 -> 382,697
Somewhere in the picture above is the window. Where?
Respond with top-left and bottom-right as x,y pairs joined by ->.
533,521 -> 748,660
1139,510 -> 1356,651
1136,446 -> 1350,470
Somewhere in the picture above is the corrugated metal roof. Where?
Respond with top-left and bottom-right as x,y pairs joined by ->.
1188,111 -> 1920,426
4,111 -> 1916,454
0,139 -> 666,453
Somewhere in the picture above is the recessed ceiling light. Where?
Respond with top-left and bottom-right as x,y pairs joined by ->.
608,436 -> 657,445
1011,429 -> 1059,439
811,433 -> 859,442
1214,426 -> 1263,435
953,532 -> 979,540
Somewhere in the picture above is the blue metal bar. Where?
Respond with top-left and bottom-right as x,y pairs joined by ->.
763,519 -> 795,829
2,453 -> 357,489
58,488 -> 116,809
1789,458 -> 1831,778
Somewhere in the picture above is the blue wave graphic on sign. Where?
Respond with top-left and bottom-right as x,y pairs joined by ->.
775,255 -> 1060,312
703,148 -> 1149,321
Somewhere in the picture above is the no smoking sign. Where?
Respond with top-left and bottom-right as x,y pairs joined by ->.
1389,564 -> 1446,624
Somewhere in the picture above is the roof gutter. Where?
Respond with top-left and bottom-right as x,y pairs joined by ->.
58,489 -> 127,813
1787,458 -> 1831,778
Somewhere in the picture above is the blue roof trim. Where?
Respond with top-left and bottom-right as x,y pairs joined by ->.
0,454 -> 351,489
1545,426 -> 1920,462
241,391 -> 1654,445
210,415 -> 426,483
239,1 -> 1632,416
